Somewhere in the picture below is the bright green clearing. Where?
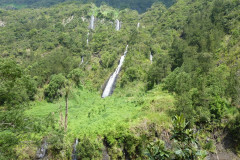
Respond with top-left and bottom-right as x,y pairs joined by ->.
25,84 -> 175,138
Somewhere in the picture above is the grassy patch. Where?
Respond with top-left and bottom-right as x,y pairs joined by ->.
26,83 -> 174,139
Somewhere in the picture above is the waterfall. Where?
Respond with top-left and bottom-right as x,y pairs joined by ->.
137,22 -> 140,29
116,19 -> 121,31
90,15 -> 95,30
36,139 -> 47,159
102,45 -> 129,98
87,32 -> 89,45
150,53 -> 153,64
72,139 -> 79,160
81,56 -> 84,65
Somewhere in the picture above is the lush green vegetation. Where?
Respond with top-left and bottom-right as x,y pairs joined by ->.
0,0 -> 239,159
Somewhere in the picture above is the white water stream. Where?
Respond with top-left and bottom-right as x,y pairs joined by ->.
102,45 -> 129,98
72,139 -> 79,160
87,32 -> 89,45
150,53 -> 153,64
90,15 -> 95,30
137,22 -> 140,29
116,19 -> 121,31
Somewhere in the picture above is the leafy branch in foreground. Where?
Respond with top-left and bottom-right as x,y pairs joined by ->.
146,114 -> 207,160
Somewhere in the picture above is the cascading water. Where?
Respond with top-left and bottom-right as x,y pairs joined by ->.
90,15 -> 95,30
137,22 -> 140,29
72,139 -> 79,160
102,45 -> 129,98
116,19 -> 121,31
150,53 -> 153,64
36,139 -> 48,159
87,32 -> 89,45
80,56 -> 84,65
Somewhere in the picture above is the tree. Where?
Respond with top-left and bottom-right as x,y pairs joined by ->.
0,59 -> 36,106
147,53 -> 171,90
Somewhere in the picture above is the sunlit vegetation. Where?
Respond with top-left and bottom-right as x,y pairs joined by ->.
0,0 -> 239,159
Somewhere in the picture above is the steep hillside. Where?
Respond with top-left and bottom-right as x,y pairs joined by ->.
0,0 -> 240,159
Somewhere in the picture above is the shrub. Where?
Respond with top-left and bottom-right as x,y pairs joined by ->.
146,140 -> 170,160
101,51 -> 116,68
76,136 -> 102,159
210,97 -> 229,120
44,74 -> 66,102
68,68 -> 83,87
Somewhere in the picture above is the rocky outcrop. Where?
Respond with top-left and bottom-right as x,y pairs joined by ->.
62,16 -> 74,26
0,20 -> 6,27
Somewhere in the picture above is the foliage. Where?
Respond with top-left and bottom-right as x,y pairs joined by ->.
68,68 -> 83,87
0,0 -> 239,158
76,136 -> 102,159
0,130 -> 19,159
100,51 -> 116,68
171,115 -> 207,160
210,97 -> 229,120
146,115 -> 207,160
44,74 -> 66,102
0,59 -> 37,106
146,140 -> 170,160
227,113 -> 240,152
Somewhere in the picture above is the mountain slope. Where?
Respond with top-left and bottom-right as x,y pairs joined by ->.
0,0 -> 240,159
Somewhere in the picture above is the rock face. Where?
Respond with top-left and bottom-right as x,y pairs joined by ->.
0,20 -> 6,27
62,16 -> 74,26
36,139 -> 48,159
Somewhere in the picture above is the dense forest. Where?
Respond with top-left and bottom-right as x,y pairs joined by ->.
0,0 -> 240,159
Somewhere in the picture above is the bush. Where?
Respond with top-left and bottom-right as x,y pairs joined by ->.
0,130 -> 19,159
146,140 -> 170,160
44,74 -> 66,102
76,136 -> 102,159
105,128 -> 144,159
101,51 -> 116,68
68,68 -> 83,87
210,97 -> 229,120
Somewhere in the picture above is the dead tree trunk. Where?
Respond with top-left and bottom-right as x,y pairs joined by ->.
64,91 -> 69,132
59,105 -> 64,128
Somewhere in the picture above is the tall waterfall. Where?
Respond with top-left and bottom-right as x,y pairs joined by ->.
150,53 -> 153,64
72,139 -> 79,160
116,19 -> 121,31
102,45 -> 129,98
90,15 -> 95,30
137,22 -> 140,29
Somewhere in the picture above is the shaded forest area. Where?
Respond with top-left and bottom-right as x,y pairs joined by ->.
0,0 -> 175,13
